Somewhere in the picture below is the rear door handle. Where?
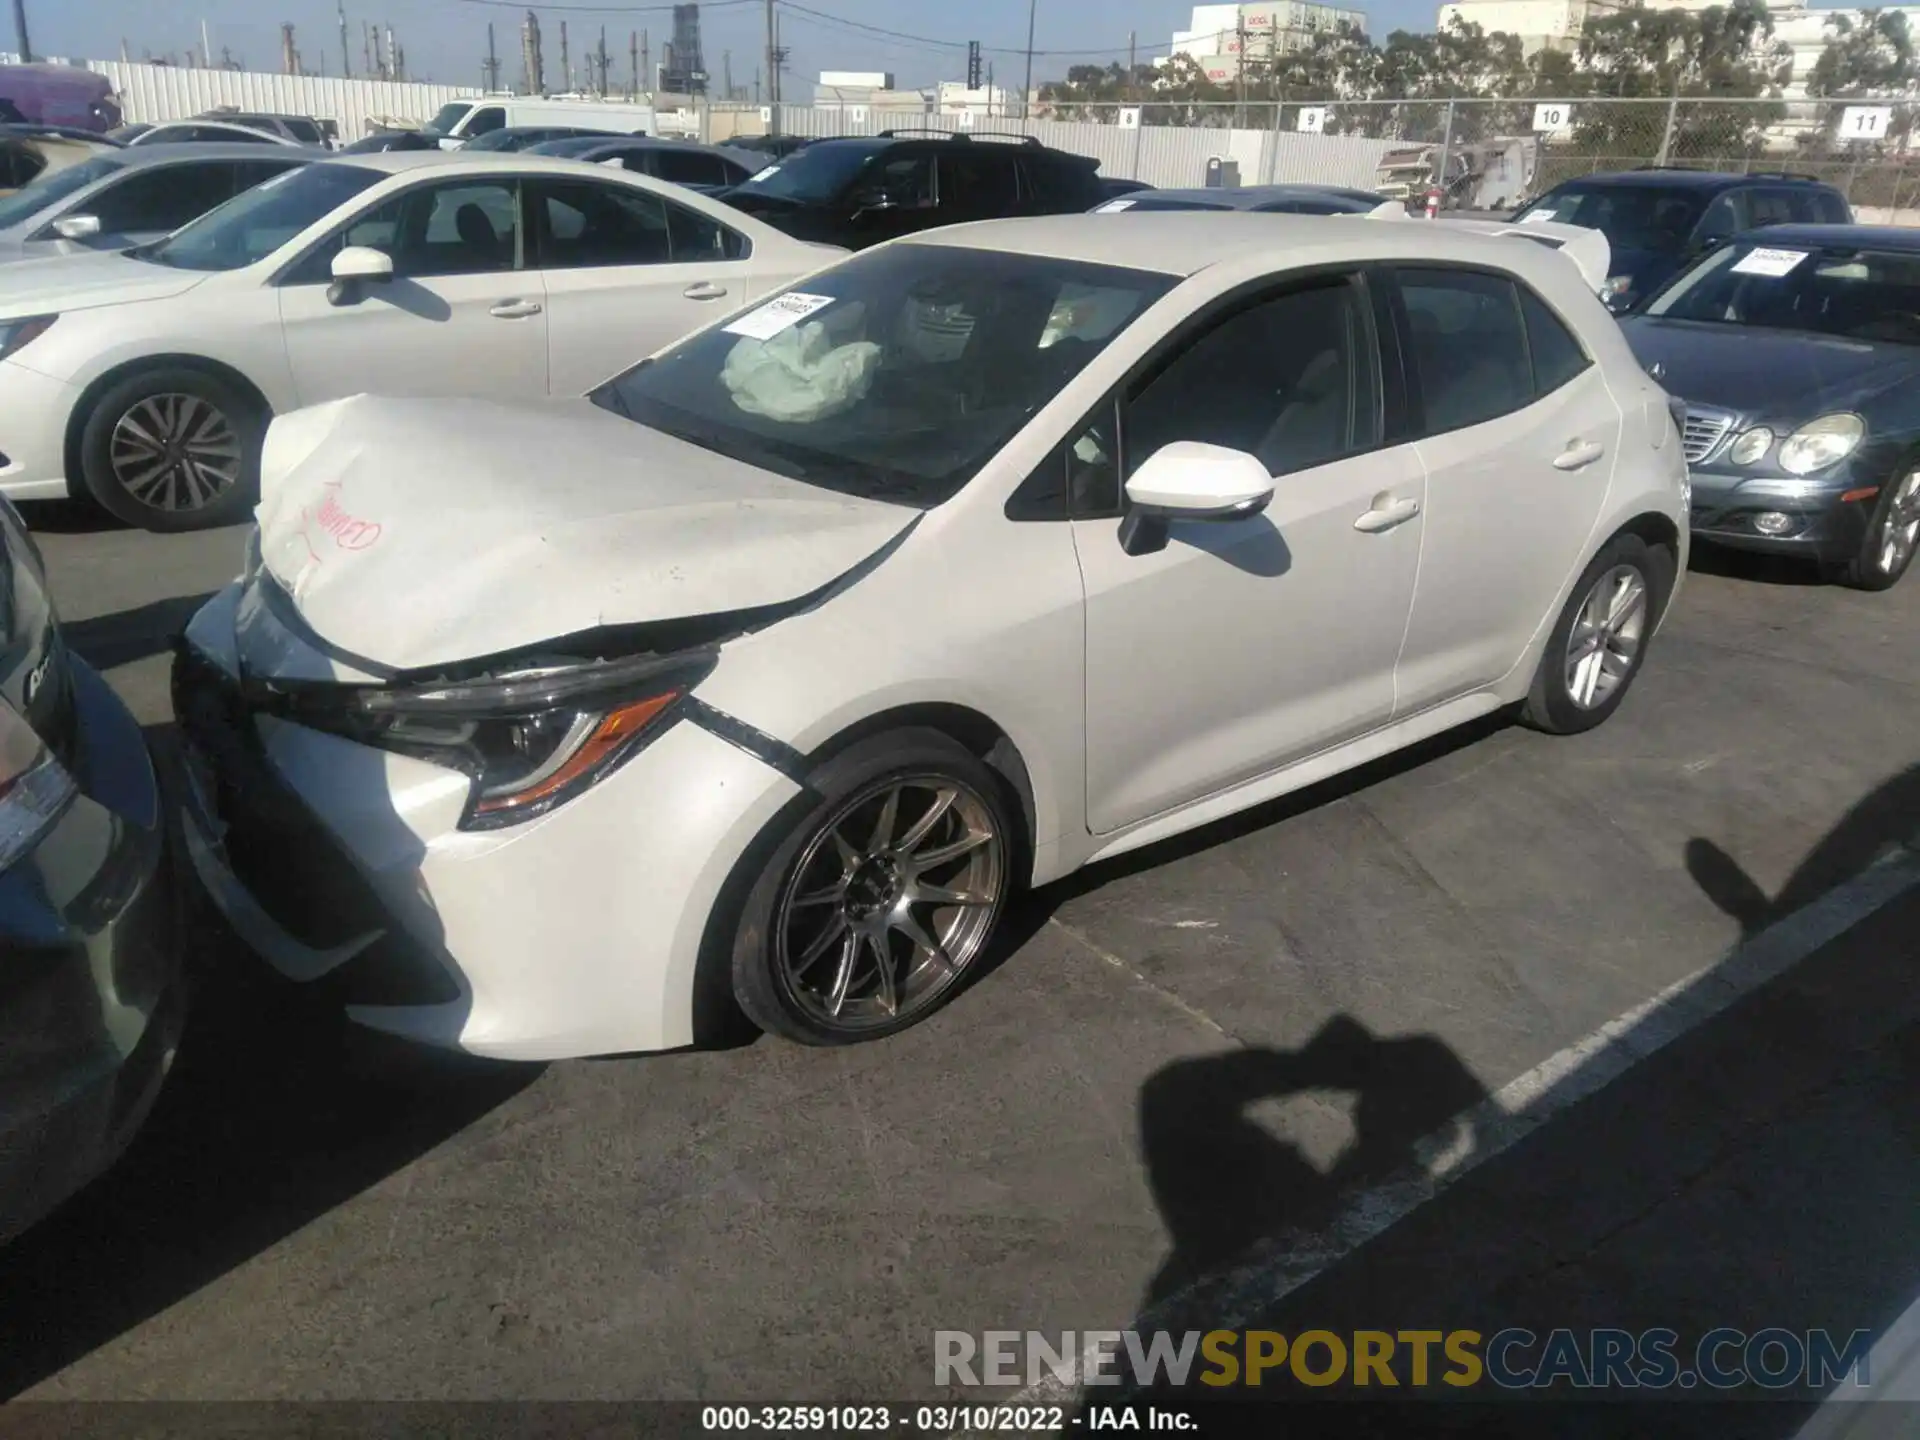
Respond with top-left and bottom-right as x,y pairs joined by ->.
1553,440 -> 1606,470
489,299 -> 543,319
682,282 -> 728,300
1353,495 -> 1421,533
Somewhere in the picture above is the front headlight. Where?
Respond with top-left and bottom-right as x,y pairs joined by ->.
1779,413 -> 1864,476
0,315 -> 57,364
280,649 -> 716,830
1727,427 -> 1774,466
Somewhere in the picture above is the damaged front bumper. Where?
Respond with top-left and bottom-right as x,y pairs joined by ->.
173,583 -> 807,1061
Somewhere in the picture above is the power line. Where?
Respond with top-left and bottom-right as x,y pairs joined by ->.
775,0 -> 1177,59
452,0 -> 757,13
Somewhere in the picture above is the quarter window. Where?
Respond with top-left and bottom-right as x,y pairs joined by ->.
1519,288 -> 1590,397
1125,275 -> 1381,484
1395,268 -> 1532,433
652,150 -> 730,186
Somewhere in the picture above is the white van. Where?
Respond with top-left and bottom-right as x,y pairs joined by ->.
427,98 -> 657,147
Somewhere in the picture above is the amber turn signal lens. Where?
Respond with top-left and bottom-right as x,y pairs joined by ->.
472,691 -> 681,816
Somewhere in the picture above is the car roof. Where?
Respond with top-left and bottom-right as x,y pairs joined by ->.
800,133 -> 1086,161
308,149 -> 739,183
1723,222 -> 1920,250
95,140 -> 322,165
898,210 -> 1574,277
1131,185 -> 1381,210
1551,168 -> 1838,192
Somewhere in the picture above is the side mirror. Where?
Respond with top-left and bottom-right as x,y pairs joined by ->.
51,213 -> 102,241
1118,442 -> 1276,556
326,245 -> 394,306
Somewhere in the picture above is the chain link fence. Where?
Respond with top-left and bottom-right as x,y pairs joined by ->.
699,96 -> 1920,217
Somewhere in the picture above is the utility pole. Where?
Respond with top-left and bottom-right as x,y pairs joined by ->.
1126,30 -> 1135,101
598,27 -> 609,95
363,22 -> 372,79
640,30 -> 650,98
484,23 -> 500,91
339,0 -> 351,77
631,31 -> 641,99
723,50 -> 733,100
11,0 -> 31,63
764,0 -> 778,133
1022,0 -> 1039,120
202,18 -> 213,70
1235,13 -> 1247,128
559,20 -> 570,93
384,26 -> 397,81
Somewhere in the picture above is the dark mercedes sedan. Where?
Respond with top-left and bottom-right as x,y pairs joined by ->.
1622,224 -> 1920,590
0,497 -> 181,1244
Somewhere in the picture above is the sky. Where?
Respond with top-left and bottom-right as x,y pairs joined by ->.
36,0 -> 1450,95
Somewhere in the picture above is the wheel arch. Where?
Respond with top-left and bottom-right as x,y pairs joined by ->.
63,353 -> 275,492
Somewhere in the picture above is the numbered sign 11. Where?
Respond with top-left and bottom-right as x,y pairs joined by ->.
1841,105 -> 1892,142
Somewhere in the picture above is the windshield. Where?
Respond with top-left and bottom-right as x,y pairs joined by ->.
731,140 -> 886,203
1644,239 -> 1920,345
0,153 -> 122,230
143,161 -> 376,271
1516,184 -> 1705,252
429,102 -> 472,135
591,244 -> 1175,506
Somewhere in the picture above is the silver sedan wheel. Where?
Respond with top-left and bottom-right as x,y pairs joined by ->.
1564,563 -> 1649,710
774,775 -> 1005,1032
109,393 -> 243,513
1876,470 -> 1920,577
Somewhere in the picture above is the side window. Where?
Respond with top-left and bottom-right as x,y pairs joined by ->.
464,107 -> 506,136
292,180 -> 518,279
1746,187 -> 1797,228
0,143 -> 42,190
533,179 -> 672,267
1123,275 -> 1380,485
854,152 -> 933,210
1395,268 -> 1532,434
653,150 -> 729,186
1812,190 -> 1851,224
1519,287 -> 1590,397
938,151 -> 1019,217
82,162 -> 237,233
284,119 -> 324,145
1693,192 -> 1743,247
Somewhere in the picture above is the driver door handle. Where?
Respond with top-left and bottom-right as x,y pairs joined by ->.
489,299 -> 543,319
1553,439 -> 1606,470
683,282 -> 728,300
1353,495 -> 1421,533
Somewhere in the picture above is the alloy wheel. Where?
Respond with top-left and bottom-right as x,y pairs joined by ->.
774,775 -> 1005,1031
1564,563 -> 1648,710
109,393 -> 243,513
1877,470 -> 1920,577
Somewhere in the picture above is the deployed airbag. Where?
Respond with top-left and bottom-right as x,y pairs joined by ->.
722,321 -> 881,423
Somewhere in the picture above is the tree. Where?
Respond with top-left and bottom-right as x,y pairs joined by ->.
1807,9 -> 1915,97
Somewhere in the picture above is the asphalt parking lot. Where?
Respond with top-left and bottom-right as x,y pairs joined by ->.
3,502 -> 1917,1426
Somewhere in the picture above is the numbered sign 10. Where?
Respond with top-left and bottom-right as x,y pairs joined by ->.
1841,105 -> 1892,142
1532,102 -> 1572,134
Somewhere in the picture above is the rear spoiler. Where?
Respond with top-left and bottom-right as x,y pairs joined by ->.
1361,205 -> 1612,293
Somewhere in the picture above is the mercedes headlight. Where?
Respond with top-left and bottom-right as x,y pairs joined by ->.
1727,427 -> 1774,466
1779,413 -> 1864,476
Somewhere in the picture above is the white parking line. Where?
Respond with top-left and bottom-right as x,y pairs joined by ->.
961,844 -> 1920,1421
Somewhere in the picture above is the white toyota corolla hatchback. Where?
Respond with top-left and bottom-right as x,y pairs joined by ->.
175,213 -> 1689,1060
0,151 -> 840,531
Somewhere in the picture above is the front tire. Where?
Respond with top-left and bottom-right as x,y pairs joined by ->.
730,729 -> 1016,1046
1835,467 -> 1920,592
78,367 -> 264,533
1522,533 -> 1673,735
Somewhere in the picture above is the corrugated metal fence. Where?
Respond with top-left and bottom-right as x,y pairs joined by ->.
700,105 -> 1400,191
86,61 -> 477,141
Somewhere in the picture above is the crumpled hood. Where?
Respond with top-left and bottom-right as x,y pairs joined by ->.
1620,316 -> 1920,419
0,247 -> 209,317
254,394 -> 917,672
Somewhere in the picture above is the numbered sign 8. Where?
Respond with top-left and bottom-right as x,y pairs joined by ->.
1532,102 -> 1572,133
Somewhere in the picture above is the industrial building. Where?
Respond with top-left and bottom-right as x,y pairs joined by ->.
1166,2 -> 1371,82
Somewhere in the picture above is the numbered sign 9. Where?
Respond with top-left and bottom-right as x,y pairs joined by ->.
1841,105 -> 1892,142
1532,102 -> 1572,134
1296,106 -> 1328,134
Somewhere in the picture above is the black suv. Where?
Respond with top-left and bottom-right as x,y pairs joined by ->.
718,129 -> 1104,249
1512,168 -> 1852,311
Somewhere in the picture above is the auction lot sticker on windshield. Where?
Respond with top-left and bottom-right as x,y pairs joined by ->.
1732,247 -> 1811,278
1093,198 -> 1137,212
1519,207 -> 1558,224
724,292 -> 835,340
750,165 -> 780,181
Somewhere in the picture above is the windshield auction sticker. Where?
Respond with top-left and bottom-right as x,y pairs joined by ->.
1731,247 -> 1811,278
724,292 -> 835,341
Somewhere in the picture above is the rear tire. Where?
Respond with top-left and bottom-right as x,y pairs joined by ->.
1522,533 -> 1673,736
729,728 -> 1017,1047
78,367 -> 264,533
